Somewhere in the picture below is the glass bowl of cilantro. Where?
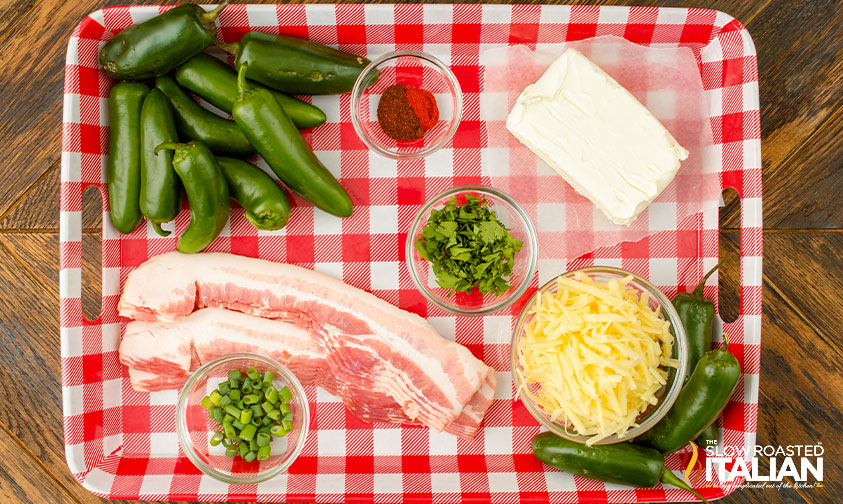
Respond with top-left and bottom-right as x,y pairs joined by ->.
406,185 -> 538,315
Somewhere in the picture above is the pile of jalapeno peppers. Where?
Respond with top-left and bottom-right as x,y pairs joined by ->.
102,1 -> 375,251
530,263 -> 740,503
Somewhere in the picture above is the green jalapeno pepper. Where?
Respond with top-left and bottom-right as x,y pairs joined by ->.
674,261 -> 723,372
218,31 -> 377,95
531,433 -> 708,503
100,1 -> 230,80
695,423 -> 719,450
231,64 -> 353,217
673,261 -> 726,450
175,53 -> 326,129
216,157 -> 290,231
140,88 -> 181,237
155,141 -> 230,253
155,75 -> 253,156
107,81 -> 148,234
637,344 -> 741,454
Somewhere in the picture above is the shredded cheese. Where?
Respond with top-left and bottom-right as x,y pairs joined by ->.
516,272 -> 678,445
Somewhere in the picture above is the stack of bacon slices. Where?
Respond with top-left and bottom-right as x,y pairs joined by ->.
118,251 -> 497,439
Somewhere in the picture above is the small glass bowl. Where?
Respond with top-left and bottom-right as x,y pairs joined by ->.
406,185 -> 538,316
511,267 -> 689,444
351,50 -> 462,160
176,353 -> 310,484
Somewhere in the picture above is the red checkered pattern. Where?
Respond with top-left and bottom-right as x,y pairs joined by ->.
60,4 -> 761,502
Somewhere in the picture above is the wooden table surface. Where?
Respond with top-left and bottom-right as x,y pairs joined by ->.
1,0 -> 841,503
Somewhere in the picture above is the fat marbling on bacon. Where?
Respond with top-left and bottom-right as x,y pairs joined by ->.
118,251 -> 497,439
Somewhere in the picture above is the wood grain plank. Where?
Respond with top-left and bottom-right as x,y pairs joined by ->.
722,234 -> 840,504
0,0 -> 34,39
719,0 -> 843,228
0,425 -> 83,504
0,233 -> 103,319
0,0 -> 146,219
0,239 -> 201,504
0,163 -> 103,231
745,233 -> 843,356
757,110 -> 843,229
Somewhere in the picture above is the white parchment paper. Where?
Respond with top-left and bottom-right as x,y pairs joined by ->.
481,37 -> 721,272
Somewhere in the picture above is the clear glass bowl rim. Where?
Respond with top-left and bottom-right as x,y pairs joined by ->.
405,184 -> 539,316
350,50 -> 463,160
510,266 -> 689,444
176,352 -> 310,484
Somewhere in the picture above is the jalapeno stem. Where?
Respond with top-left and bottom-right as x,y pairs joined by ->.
151,222 -> 171,237
661,468 -> 709,503
154,142 -> 180,155
215,40 -> 240,56
692,257 -> 728,298
236,63 -> 249,98
199,0 -> 231,24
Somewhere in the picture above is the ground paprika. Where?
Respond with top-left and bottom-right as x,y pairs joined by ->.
376,84 -> 439,141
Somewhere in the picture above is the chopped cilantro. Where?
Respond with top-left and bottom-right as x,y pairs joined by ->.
414,195 -> 523,296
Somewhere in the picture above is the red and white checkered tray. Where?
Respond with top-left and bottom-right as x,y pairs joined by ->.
60,4 -> 762,502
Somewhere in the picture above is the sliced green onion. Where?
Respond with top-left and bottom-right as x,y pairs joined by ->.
203,367 -> 293,463
265,386 -> 278,405
279,386 -> 292,402
209,390 -> 222,406
240,424 -> 257,441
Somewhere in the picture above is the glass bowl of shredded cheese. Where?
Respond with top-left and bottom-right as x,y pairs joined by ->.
511,267 -> 688,445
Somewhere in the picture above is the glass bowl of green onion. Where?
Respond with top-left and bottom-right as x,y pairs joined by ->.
406,185 -> 538,316
176,353 -> 310,484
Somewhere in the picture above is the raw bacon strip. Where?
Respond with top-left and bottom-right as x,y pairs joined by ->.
120,253 -> 496,437
121,308 -> 416,426
122,308 -> 339,394
444,367 -> 497,438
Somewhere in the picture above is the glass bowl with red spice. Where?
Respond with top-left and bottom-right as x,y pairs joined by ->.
351,50 -> 462,160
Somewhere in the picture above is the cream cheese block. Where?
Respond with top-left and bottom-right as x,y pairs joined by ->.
506,48 -> 689,226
